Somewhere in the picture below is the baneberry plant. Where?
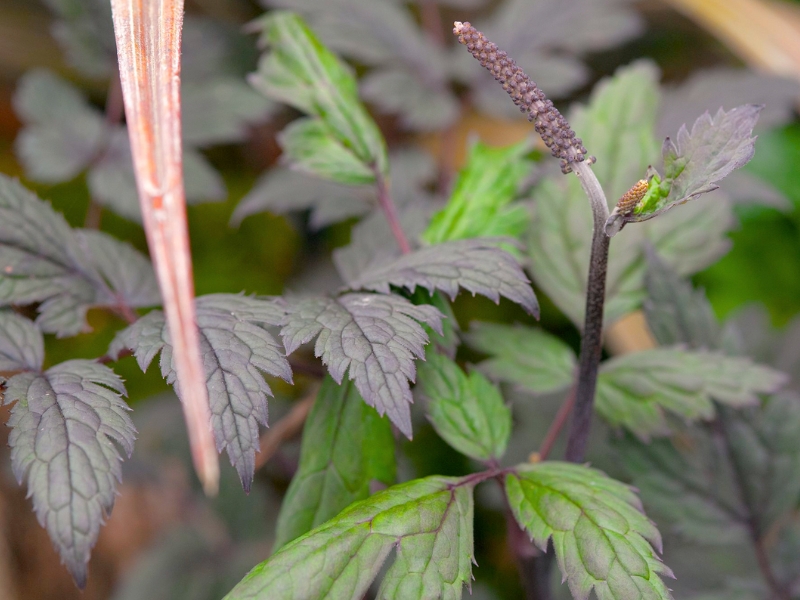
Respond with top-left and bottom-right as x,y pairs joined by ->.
2,2 -> 799,599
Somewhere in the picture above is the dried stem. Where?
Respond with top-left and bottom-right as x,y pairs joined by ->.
564,161 -> 610,463
375,171 -> 411,254
110,0 -> 219,495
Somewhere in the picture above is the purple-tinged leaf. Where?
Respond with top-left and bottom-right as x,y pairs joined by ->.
347,239 -> 538,316
0,176 -> 133,337
6,359 -> 134,588
109,294 -> 289,491
281,293 -> 442,437
12,70 -> 107,184
0,310 -> 43,373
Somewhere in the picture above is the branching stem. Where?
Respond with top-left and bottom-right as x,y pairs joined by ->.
564,161 -> 610,463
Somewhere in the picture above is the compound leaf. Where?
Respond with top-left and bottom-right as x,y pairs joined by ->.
0,176 -> 107,336
423,141 -> 531,245
505,462 -> 673,600
280,293 -> 442,437
347,239 -> 538,316
250,11 -> 388,179
225,476 -> 474,600
464,322 -> 576,395
278,118 -> 376,185
77,229 -> 161,310
417,352 -> 510,461
471,0 -> 642,118
43,0 -> 117,77
361,67 -> 459,132
109,294 -> 290,490
6,359 -> 134,588
720,394 -> 800,532
13,69 -> 107,183
596,348 -> 787,438
87,128 -> 225,222
643,249 -> 718,349
617,433 -> 749,545
230,167 -> 371,228
182,78 -> 275,147
0,310 -> 44,373
275,376 -> 395,549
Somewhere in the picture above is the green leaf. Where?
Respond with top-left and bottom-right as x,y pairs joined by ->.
720,394 -> 800,532
280,293 -> 442,437
0,310 -> 44,373
596,348 -> 787,438
417,352 -> 510,461
607,105 -> 762,233
250,11 -> 388,179
643,249 -> 718,348
278,118 -> 376,184
275,376 -> 395,549
422,141 -> 532,245
346,239 -> 538,316
505,462 -> 673,600
13,70 -> 107,184
617,432 -> 749,545
109,294 -> 290,491
225,476 -> 474,600
620,391 -> 800,544
6,359 -> 134,587
464,322 -> 576,395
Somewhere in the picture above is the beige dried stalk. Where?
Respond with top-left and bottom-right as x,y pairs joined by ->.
110,0 -> 219,494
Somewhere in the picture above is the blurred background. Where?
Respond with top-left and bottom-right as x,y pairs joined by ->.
0,0 -> 799,598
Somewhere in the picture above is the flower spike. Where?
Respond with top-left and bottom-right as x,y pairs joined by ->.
453,21 -> 588,174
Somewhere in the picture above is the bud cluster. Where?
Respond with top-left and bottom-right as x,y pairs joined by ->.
615,179 -> 648,215
454,21 -> 588,174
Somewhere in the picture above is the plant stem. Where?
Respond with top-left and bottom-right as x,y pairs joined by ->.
255,385 -> 318,470
375,171 -> 411,255
564,161 -> 610,463
537,386 -> 576,461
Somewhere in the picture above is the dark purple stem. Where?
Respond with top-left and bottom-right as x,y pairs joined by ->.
564,161 -> 610,463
